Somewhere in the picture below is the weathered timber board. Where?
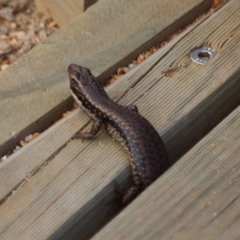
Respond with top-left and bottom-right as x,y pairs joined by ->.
0,0 -> 212,157
0,0 -> 240,239
34,0 -> 98,27
93,108 -> 240,240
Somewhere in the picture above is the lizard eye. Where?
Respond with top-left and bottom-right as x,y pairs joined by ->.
73,71 -> 81,80
70,77 -> 77,84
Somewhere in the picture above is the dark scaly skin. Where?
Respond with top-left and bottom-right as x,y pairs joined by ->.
68,64 -> 169,205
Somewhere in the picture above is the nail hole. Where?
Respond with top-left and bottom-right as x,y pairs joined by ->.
197,51 -> 211,59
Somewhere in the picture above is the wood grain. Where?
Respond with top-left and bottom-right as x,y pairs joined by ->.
0,0 -> 239,239
34,0 -> 98,27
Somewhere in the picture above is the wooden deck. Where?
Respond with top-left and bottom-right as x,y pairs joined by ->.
0,0 -> 239,239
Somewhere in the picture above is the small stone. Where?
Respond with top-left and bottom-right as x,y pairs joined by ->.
128,63 -> 136,69
25,134 -> 33,142
73,101 -> 78,109
9,38 -> 18,47
20,140 -> 26,146
62,112 -> 68,118
13,0 -> 29,12
0,25 -> 9,34
39,22 -> 45,28
144,51 -> 152,59
38,29 -> 47,42
48,21 -> 57,28
9,31 -> 26,40
30,34 -> 39,45
25,8 -> 31,14
13,146 -> 21,153
0,39 -> 11,54
0,7 -> 14,21
110,74 -> 119,82
1,155 -> 7,161
33,132 -> 40,138
10,22 -> 17,30
0,0 -> 9,6
1,64 -> 9,70
0,34 -> 8,40
150,47 -> 157,53
8,54 -> 17,63
8,2 -> 17,11
10,131 -> 17,137
136,54 -> 144,64
117,67 -> 125,75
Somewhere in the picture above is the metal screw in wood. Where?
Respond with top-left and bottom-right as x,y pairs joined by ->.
190,47 -> 216,65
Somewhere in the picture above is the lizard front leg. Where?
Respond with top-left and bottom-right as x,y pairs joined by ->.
72,118 -> 103,139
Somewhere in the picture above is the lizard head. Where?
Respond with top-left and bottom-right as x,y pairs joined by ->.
68,64 -> 108,106
68,64 -> 92,96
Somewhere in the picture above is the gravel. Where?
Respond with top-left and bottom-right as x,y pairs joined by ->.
0,0 -> 58,71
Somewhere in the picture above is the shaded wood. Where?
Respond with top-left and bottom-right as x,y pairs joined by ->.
94,107 -> 240,239
0,0 -> 212,157
0,0 -> 239,239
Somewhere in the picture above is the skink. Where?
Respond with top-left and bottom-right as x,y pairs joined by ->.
68,64 -> 168,205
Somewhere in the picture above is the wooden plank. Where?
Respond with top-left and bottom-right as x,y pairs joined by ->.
0,0 -> 240,239
0,0 -> 212,157
93,108 -> 240,240
34,0 -> 98,27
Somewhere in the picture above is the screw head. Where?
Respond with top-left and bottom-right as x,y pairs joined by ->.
190,47 -> 216,65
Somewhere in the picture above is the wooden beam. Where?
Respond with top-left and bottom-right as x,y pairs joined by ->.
34,0 -> 98,27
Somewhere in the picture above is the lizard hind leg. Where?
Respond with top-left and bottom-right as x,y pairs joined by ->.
113,181 -> 140,205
